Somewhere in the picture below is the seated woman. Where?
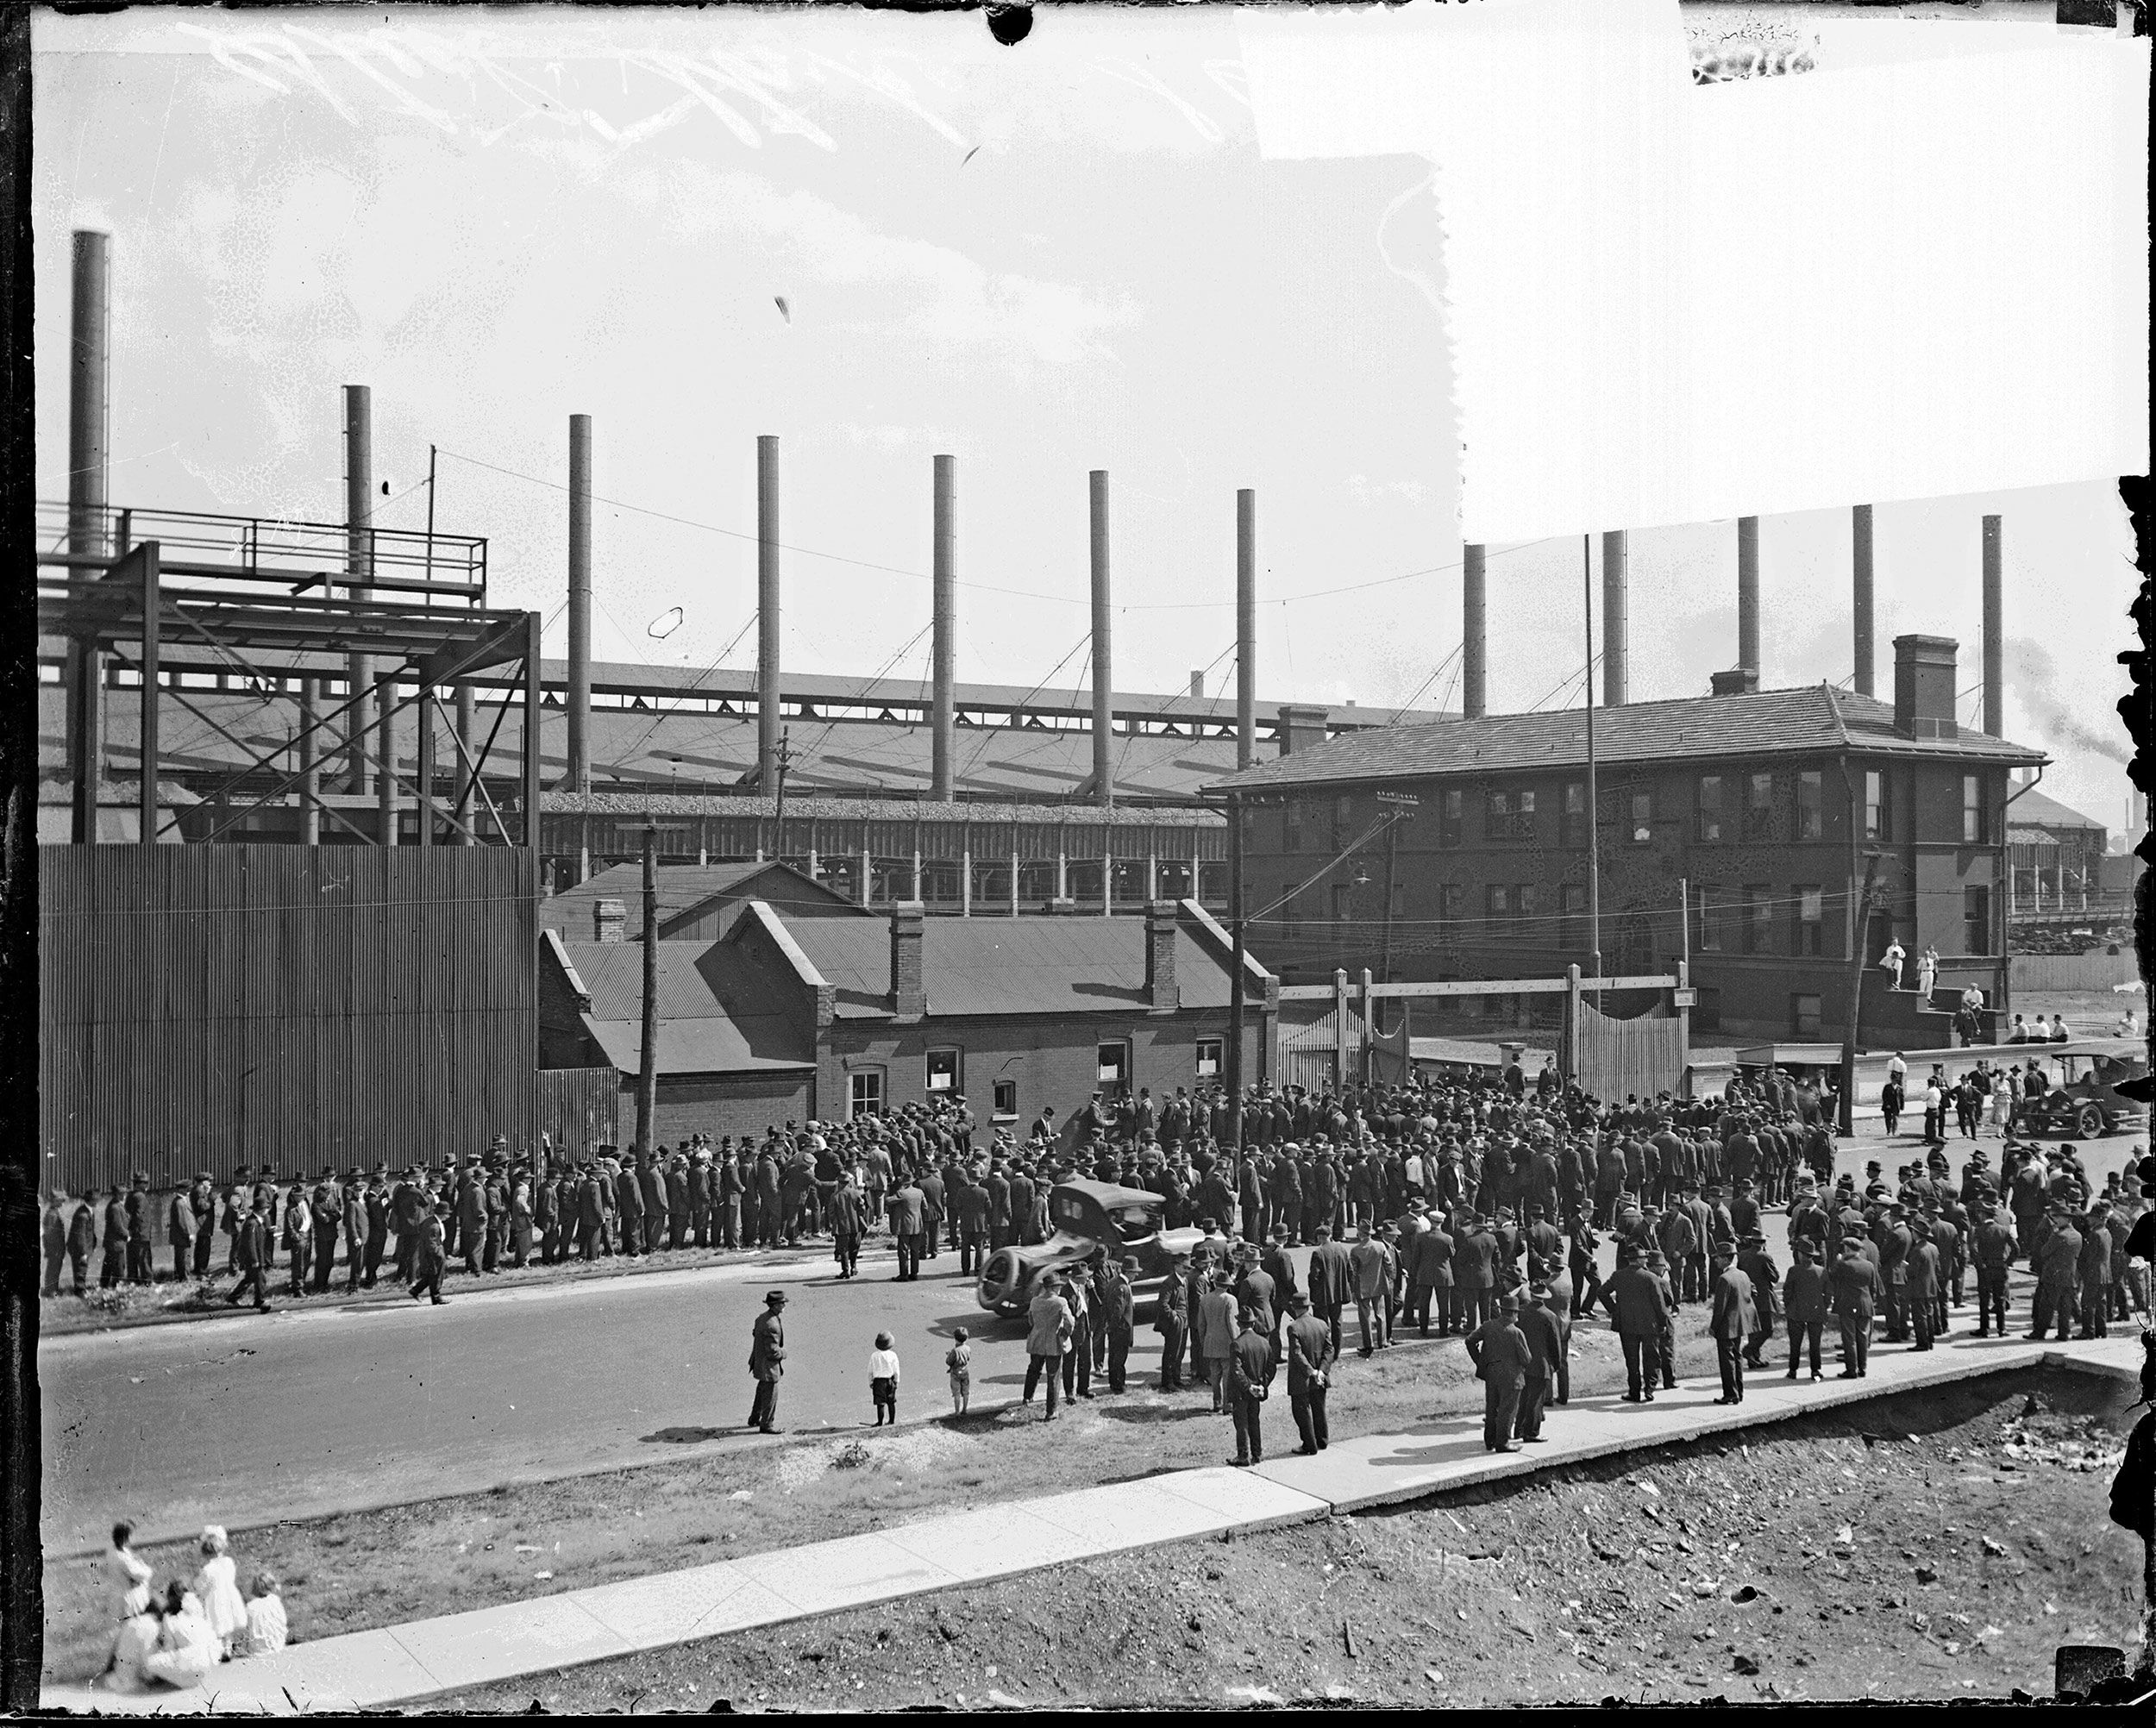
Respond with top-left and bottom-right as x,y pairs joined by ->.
142,1582 -> 221,1690
100,1594 -> 164,1693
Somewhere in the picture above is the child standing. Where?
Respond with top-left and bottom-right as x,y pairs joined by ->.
103,1520 -> 154,1624
190,1525 -> 248,1658
868,1331 -> 900,1426
945,1327 -> 973,1415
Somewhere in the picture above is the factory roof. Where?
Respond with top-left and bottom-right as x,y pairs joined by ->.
538,861 -> 866,941
554,939 -> 815,1076
1204,684 -> 2045,794
2002,787 -> 2106,833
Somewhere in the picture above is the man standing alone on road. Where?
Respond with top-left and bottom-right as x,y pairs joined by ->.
748,1290 -> 787,1435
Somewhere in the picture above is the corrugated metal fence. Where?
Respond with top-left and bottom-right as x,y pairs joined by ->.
1569,998 -> 1687,1106
537,1067 -> 622,1156
2009,950 -> 2145,993
41,844 -> 537,1195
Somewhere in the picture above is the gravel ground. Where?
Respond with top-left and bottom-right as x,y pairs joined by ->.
439,1365 -> 2146,1712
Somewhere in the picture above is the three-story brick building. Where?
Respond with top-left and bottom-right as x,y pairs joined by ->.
1209,636 -> 2045,1048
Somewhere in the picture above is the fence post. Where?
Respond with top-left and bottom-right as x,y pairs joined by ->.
1564,963 -> 1583,1086
1333,969 -> 1349,1087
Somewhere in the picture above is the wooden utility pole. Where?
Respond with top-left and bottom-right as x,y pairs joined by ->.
635,822 -> 660,1156
1836,849 -> 1883,1137
773,728 -> 793,840
1226,792 -> 1246,1186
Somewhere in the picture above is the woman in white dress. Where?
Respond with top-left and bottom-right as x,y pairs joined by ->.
101,1598 -> 163,1692
190,1525 -> 248,1656
143,1581 -> 222,1689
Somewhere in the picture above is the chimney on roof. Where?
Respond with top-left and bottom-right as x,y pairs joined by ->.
1709,668 -> 1758,697
1277,704 -> 1329,756
1144,899 -> 1180,1014
1982,515 -> 2004,738
1048,896 -> 1078,916
1461,542 -> 1487,719
593,899 -> 627,942
1601,529 -> 1629,706
1189,670 -> 1205,699
1893,635 -> 1959,741
890,902 -> 925,1021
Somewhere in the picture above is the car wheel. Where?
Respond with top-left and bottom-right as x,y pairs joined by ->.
2077,1104 -> 2106,1139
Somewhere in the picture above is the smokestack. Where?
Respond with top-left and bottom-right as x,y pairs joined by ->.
1852,504 -> 1875,698
67,231 -> 110,841
1462,543 -> 1487,719
757,435 -> 781,789
567,414 -> 593,793
1601,529 -> 1628,707
1090,469 -> 1112,808
1237,489 -> 1257,770
931,454 -> 956,801
1737,516 -> 1760,680
1189,671 -> 1205,698
1982,514 -> 2003,737
345,385 -> 374,796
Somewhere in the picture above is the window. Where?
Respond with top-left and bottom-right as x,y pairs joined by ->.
1796,772 -> 1822,841
1333,796 -> 1355,848
1096,1042 -> 1130,1094
1196,1037 -> 1223,1079
1790,993 -> 1822,1039
1197,861 -> 1229,904
1485,884 -> 1510,935
1865,770 -> 1889,842
1627,789 -> 1654,844
1516,883 -> 1542,941
1279,884 -> 1299,936
1018,860 -> 1059,904
1694,986 -> 1723,1033
1485,787 -> 1536,842
1561,780 -> 1587,848
1389,882 -> 1407,918
1742,884 -> 1773,955
1332,883 -> 1353,923
1068,861 -> 1105,905
925,1049 -> 961,1094
1964,885 -> 1991,955
1558,882 -> 1586,947
1744,773 -> 1775,841
1962,775 -> 1984,844
1695,776 -> 1725,842
993,1079 -> 1018,1121
1440,883 -> 1464,930
1794,885 -> 1823,956
1695,884 -> 1721,951
849,1068 -> 884,1119
1438,789 -> 1463,848
1285,805 -> 1307,851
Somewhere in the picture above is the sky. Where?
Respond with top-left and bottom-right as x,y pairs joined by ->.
31,5 -> 2143,836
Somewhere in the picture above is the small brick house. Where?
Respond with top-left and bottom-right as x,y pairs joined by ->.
539,898 -> 1277,1147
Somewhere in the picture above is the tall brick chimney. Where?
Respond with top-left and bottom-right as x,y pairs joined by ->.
1277,704 -> 1330,757
890,902 -> 926,1021
593,899 -> 627,943
1892,635 -> 1959,741
1144,899 -> 1180,1014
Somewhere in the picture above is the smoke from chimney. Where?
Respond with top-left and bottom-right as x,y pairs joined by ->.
2005,637 -> 2129,766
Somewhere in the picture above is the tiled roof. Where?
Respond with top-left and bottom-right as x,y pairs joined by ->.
780,913 -> 1244,1021
553,939 -> 813,1075
1204,685 -> 2045,794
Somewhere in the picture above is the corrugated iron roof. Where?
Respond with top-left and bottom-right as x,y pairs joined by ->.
581,1017 -> 813,1077
1205,684 -> 2044,795
2002,786 -> 2105,832
540,861 -> 862,940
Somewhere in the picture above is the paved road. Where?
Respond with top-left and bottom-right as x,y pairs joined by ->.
41,1113 -> 2133,1553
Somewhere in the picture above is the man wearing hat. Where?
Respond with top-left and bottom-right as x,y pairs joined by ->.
748,1289 -> 788,1434
1828,1231 -> 1883,1377
1156,1250 -> 1192,1393
1284,1291 -> 1334,1455
338,1168 -> 366,1293
1783,1238 -> 1828,1381
165,1179 -> 197,1286
1600,1244 -> 1667,1402
1735,1230 -> 1780,1371
1225,1302 -> 1279,1467
1100,1255 -> 1138,1393
2027,1202 -> 2083,1341
1516,1281 -> 1564,1443
1465,1290 -> 1532,1452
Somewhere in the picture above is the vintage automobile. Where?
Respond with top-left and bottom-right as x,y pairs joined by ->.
2007,1038 -> 2151,1139
975,1178 -> 1206,1319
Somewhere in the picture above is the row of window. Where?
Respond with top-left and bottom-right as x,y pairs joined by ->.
1285,771 -> 1992,851
845,1038 -> 1226,1122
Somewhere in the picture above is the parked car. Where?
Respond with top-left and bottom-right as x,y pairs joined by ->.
2009,1039 -> 2151,1139
975,1179 -> 1204,1319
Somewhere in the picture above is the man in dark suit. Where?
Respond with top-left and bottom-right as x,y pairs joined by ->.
165,1182 -> 196,1285
1156,1250 -> 1191,1392
1599,1246 -> 1667,1402
458,1166 -> 488,1276
100,1187 -> 130,1289
1829,1231 -> 1883,1377
1225,1305 -> 1278,1467
1971,1199 -> 2016,1337
1708,1255 -> 1760,1404
887,1177 -> 927,1280
1101,1255 -> 1138,1393
225,1198 -> 272,1312
1465,1291 -> 1532,1452
2027,1203 -> 2083,1341
1514,1282 -> 1564,1443
1305,1223 -> 1355,1361
1451,1210 -> 1497,1338
1406,1210 -> 1454,1337
1284,1291 -> 1333,1455
125,1174 -> 153,1285
748,1289 -> 787,1433
1782,1239 -> 1829,1380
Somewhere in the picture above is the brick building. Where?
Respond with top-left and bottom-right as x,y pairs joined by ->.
1210,636 -> 2045,1049
539,898 -> 1276,1147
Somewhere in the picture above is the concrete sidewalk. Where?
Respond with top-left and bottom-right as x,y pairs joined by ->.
44,1326 -> 2140,1715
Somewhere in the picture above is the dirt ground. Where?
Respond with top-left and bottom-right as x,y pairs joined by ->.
435,1365 -> 2145,1712
41,1313 -> 1752,1686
